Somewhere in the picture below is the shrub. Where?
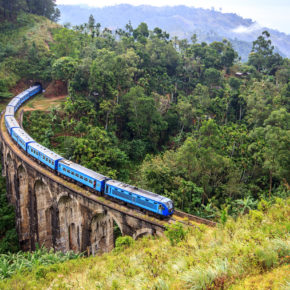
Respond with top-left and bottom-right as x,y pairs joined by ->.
115,236 -> 134,252
255,247 -> 278,270
165,222 -> 187,246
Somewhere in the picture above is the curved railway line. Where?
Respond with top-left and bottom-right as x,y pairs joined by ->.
1,89 -> 216,234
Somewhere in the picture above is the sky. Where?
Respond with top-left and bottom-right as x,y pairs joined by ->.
56,0 -> 290,34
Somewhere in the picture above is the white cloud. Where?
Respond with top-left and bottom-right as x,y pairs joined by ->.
232,23 -> 261,34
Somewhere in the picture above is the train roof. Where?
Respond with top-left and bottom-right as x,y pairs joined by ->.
16,91 -> 29,100
28,143 -> 63,161
5,106 -> 15,116
15,91 -> 27,98
59,159 -> 108,181
106,180 -> 172,203
13,128 -> 35,143
7,98 -> 20,108
5,116 -> 19,128
26,85 -> 40,92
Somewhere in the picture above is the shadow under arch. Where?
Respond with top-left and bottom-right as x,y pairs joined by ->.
133,228 -> 156,240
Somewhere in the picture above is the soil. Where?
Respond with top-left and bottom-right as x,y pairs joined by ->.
44,80 -> 67,99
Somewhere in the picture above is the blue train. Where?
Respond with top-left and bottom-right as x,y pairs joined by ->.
4,85 -> 174,218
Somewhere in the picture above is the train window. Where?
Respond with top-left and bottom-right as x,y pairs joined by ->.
67,170 -> 71,173
49,160 -> 51,164
63,168 -> 66,171
71,172 -> 74,175
76,174 -> 79,177
105,185 -> 108,193
129,193 -> 132,195
80,176 -> 83,179
52,161 -> 54,165
84,178 -> 88,181
89,180 -> 92,184
46,158 -> 48,161
43,156 -> 45,160
154,202 -> 157,204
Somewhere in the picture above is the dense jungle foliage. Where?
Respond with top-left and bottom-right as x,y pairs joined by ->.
21,16 -> 290,220
0,0 -> 60,21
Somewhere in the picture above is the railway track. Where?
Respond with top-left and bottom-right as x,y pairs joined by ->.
170,209 -> 216,227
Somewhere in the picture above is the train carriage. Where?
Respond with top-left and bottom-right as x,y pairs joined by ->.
58,160 -> 108,192
7,98 -> 21,112
16,91 -> 30,106
11,128 -> 35,151
104,180 -> 174,216
5,116 -> 20,135
5,106 -> 15,118
26,85 -> 42,97
27,143 -> 63,170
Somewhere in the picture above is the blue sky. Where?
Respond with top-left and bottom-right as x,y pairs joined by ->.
56,0 -> 290,34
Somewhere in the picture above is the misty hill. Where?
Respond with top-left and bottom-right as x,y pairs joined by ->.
58,4 -> 290,61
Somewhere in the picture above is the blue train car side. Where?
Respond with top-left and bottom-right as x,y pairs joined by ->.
11,128 -> 35,151
58,160 -> 108,192
26,85 -> 42,97
27,143 -> 63,170
104,180 -> 174,216
16,91 -> 30,107
5,116 -> 20,135
7,98 -> 21,112
5,106 -> 15,117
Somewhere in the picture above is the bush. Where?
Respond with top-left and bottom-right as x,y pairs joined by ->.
165,222 -> 187,246
115,236 -> 134,252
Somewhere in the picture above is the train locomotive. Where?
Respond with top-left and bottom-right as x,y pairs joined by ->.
3,85 -> 174,218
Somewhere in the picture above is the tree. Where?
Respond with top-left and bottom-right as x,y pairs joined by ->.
248,31 -> 283,75
52,57 -> 77,82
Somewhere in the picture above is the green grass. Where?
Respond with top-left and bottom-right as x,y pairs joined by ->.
0,198 -> 288,289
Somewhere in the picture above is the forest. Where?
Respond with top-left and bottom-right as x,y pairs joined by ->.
21,16 -> 289,219
0,0 -> 60,21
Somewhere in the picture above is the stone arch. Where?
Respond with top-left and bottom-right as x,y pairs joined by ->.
107,211 -> 123,235
89,209 -> 126,254
133,228 -> 155,240
57,193 -> 82,252
34,178 -> 53,249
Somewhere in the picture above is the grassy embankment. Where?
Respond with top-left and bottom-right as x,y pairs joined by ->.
0,198 -> 289,289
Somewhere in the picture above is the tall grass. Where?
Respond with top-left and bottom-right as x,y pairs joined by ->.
0,247 -> 82,280
0,198 -> 289,289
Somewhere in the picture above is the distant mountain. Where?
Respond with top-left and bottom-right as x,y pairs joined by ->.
58,4 -> 290,61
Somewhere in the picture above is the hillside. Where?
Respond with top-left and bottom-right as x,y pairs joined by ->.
1,198 -> 289,289
0,13 -> 58,102
58,4 -> 290,61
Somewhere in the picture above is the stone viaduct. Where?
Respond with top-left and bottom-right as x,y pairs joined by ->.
0,114 -> 166,254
